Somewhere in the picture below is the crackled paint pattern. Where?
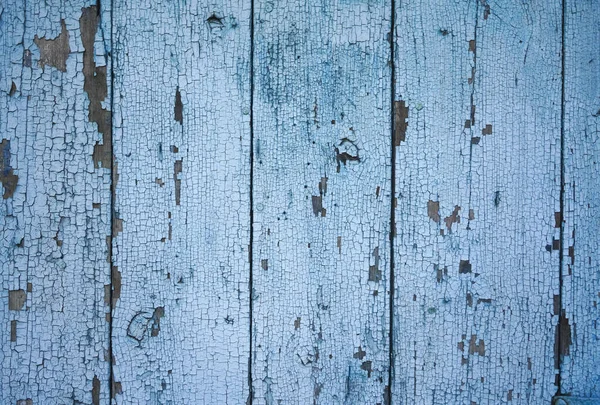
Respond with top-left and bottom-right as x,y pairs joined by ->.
251,1 -> 391,403
392,1 -> 562,403
0,1 -> 111,403
561,0 -> 600,397
2,0 -> 600,403
111,0 -> 251,403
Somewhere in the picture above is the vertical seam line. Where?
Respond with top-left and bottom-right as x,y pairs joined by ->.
388,0 -> 396,403
248,0 -> 255,402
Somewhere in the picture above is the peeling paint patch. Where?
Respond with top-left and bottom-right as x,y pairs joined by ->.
459,260 -> 472,274
311,195 -> 325,217
10,320 -> 17,342
92,375 -> 100,405
80,6 -> 112,169
174,159 -> 183,205
361,360 -> 373,377
335,138 -> 360,172
33,19 -> 70,72
294,317 -> 301,330
151,307 -> 165,337
9,81 -> 17,96
174,87 -> 183,124
444,205 -> 461,231
354,346 -> 366,360
427,200 -> 440,222
393,100 -> 409,145
558,310 -> 572,356
468,335 -> 485,356
368,247 -> 381,282
0,139 -> 18,199
112,266 -> 121,307
8,290 -> 26,310
482,124 -> 493,135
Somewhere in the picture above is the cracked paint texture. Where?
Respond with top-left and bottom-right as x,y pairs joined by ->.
392,1 -> 562,403
251,1 -> 391,403
1,0 -> 599,403
0,1 -> 112,403
561,0 -> 600,397
111,0 -> 251,403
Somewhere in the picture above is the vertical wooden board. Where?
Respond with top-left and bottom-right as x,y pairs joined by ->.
252,1 -> 391,404
393,1 -> 561,403
111,0 -> 251,403
0,1 -> 111,403
561,0 -> 600,397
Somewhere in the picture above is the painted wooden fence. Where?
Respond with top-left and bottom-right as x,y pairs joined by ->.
1,0 -> 598,404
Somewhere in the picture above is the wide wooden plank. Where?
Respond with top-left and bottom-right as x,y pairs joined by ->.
111,1 -> 251,403
0,1 -> 111,403
251,1 -> 391,403
392,1 -> 562,403
561,0 -> 600,397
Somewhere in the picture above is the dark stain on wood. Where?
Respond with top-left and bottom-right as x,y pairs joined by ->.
8,289 -> 26,310
174,159 -> 183,205
174,87 -> 183,124
335,138 -> 360,172
494,191 -> 501,207
151,306 -> 165,337
311,195 -> 326,217
558,310 -> 572,356
23,49 -> 32,67
393,100 -> 409,145
92,375 -> 100,405
80,6 -> 112,169
112,266 -> 121,307
9,81 -> 17,96
0,139 -> 19,199
459,260 -> 472,274
353,346 -> 367,361
368,247 -> 381,282
10,320 -> 17,342
361,360 -> 373,377
436,265 -> 448,283
33,19 -> 70,72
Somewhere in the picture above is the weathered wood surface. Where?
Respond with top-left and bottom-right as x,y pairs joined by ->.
111,0 -> 251,403
251,1 -> 391,403
561,0 -> 600,397
1,0 -> 599,404
1,1 -> 112,403
392,0 -> 562,403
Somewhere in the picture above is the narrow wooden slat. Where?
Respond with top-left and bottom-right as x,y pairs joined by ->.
251,1 -> 391,403
392,1 -> 562,403
0,1 -> 111,403
561,0 -> 600,397
111,1 -> 251,402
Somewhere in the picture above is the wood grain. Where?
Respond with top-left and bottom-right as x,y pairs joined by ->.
111,1 -> 251,403
392,1 -> 562,403
251,1 -> 392,403
561,0 -> 600,397
0,1 -> 111,403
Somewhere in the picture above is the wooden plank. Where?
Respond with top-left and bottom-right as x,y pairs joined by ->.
111,0 -> 251,403
392,1 -> 562,403
0,1 -> 111,403
251,1 -> 391,403
561,0 -> 600,397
